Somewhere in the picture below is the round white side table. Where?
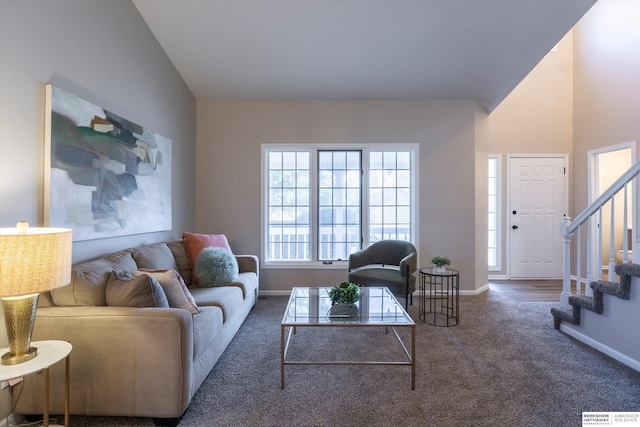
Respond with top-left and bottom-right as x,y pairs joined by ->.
0,340 -> 72,427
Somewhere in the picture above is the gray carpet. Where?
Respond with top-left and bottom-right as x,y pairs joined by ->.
60,291 -> 640,426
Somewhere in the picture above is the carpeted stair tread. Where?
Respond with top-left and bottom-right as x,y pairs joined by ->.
569,294 -> 602,313
551,262 -> 639,328
550,307 -> 579,329
591,280 -> 621,296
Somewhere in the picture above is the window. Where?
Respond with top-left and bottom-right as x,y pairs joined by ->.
488,155 -> 502,271
318,151 -> 361,261
263,145 -> 417,267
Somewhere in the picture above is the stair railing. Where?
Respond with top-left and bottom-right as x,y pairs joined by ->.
560,160 -> 640,308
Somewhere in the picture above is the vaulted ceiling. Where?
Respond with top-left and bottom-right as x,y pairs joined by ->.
133,0 -> 596,112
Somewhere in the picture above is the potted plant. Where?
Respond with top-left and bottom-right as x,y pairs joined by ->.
328,282 -> 360,318
431,256 -> 450,273
328,281 -> 360,305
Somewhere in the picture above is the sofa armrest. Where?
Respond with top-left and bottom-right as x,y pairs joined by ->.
236,254 -> 259,276
17,306 -> 194,418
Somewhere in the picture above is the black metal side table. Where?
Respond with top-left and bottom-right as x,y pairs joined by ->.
419,267 -> 459,326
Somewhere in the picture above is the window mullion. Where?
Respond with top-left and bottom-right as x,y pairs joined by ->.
361,148 -> 370,248
310,149 -> 319,263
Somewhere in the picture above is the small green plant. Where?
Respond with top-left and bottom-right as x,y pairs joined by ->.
431,256 -> 451,267
328,282 -> 360,305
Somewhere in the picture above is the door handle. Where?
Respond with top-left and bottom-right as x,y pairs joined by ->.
512,225 -> 518,230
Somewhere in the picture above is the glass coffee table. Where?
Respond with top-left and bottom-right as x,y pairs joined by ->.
280,286 -> 416,389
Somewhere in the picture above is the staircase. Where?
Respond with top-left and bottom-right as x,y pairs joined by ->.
550,262 -> 635,328
550,159 -> 640,371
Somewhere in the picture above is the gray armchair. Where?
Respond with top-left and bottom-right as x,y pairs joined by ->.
348,240 -> 417,309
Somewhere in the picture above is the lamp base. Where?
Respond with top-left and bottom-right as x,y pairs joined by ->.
1,346 -> 37,365
1,293 -> 39,365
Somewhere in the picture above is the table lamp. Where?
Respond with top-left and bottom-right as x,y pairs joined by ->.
0,222 -> 72,365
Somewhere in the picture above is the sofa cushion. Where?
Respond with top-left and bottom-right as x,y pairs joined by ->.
195,247 -> 238,287
224,272 -> 258,299
182,232 -> 232,284
105,271 -> 169,308
167,241 -> 192,285
129,242 -> 178,271
192,306 -> 224,361
132,269 -> 199,314
189,286 -> 243,322
51,252 -> 137,306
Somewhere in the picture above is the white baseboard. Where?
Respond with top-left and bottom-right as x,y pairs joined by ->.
461,283 -> 490,296
560,324 -> 640,372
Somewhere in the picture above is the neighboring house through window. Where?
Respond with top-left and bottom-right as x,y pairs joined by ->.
262,144 -> 418,267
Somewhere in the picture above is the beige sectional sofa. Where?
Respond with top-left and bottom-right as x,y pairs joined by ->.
15,240 -> 259,426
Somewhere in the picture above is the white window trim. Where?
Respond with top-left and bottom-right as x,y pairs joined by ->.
261,143 -> 419,269
488,154 -> 502,272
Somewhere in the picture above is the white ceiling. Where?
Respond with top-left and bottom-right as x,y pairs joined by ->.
132,0 -> 596,112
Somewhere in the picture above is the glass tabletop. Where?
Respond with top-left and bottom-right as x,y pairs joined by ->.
419,267 -> 459,276
282,287 -> 415,326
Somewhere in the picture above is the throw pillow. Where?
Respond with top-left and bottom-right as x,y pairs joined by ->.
195,247 -> 239,287
132,269 -> 200,314
51,251 -> 138,307
129,242 -> 178,271
167,240 -> 193,285
182,232 -> 232,284
105,270 -> 169,308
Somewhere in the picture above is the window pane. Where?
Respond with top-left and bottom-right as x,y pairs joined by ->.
383,170 -> 396,187
397,170 -> 410,187
269,152 -> 282,169
397,206 -> 410,223
383,188 -> 397,205
397,188 -> 410,205
283,170 -> 296,187
317,150 -> 361,261
488,156 -> 500,269
283,152 -> 296,168
318,151 -> 332,169
269,171 -> 282,187
383,152 -> 396,169
319,188 -> 332,205
319,170 -> 333,187
267,151 -> 310,261
370,170 -> 383,187
370,152 -> 383,169
270,189 -> 282,205
397,152 -> 410,169
369,150 -> 412,242
283,189 -> 296,205
370,188 -> 382,205
297,170 -> 309,187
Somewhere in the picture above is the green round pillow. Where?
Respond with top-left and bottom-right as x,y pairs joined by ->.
194,247 -> 239,287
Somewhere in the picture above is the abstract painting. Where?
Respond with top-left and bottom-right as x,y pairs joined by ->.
44,84 -> 172,241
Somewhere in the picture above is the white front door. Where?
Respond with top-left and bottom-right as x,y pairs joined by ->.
509,156 -> 567,279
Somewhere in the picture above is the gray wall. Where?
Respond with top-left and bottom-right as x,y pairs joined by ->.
0,0 -> 196,420
196,99 -> 488,294
0,0 -> 196,262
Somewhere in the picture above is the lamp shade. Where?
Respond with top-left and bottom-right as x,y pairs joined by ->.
0,226 -> 72,297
